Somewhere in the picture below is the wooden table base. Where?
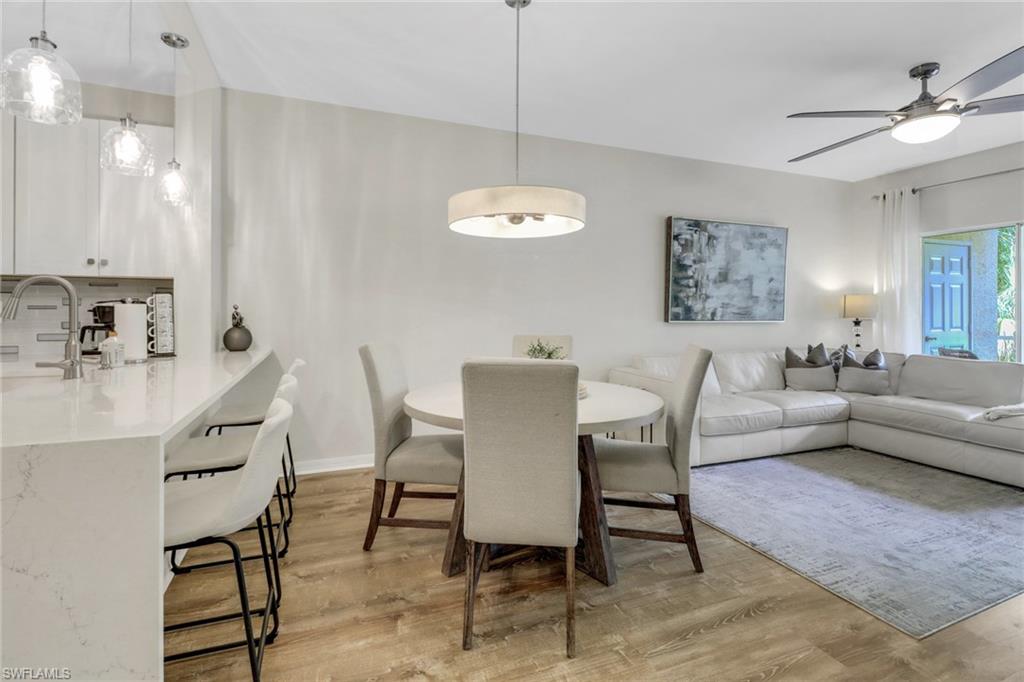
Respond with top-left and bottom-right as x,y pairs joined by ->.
440,434 -> 617,586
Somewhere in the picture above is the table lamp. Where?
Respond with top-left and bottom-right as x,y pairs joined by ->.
843,294 -> 878,349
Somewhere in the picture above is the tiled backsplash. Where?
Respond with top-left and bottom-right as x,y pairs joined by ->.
0,277 -> 173,359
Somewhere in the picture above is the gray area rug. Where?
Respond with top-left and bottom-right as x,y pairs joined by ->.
690,448 -> 1024,638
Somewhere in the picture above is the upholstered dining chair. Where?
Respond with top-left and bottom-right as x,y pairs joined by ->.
359,344 -> 464,550
593,345 -> 712,573
461,358 -> 581,658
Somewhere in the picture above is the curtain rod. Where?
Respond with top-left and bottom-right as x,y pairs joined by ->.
870,166 -> 1024,199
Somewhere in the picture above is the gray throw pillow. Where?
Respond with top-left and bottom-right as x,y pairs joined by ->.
837,366 -> 891,395
786,344 -> 830,368
785,366 -> 838,391
843,348 -> 888,370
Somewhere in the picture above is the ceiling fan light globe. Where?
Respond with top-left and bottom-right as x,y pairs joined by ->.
891,112 -> 961,144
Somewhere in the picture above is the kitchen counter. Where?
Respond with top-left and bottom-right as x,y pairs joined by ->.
2,347 -> 271,447
1,348 -> 273,680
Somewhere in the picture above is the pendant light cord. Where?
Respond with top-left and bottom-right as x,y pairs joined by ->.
514,1 -> 520,185
41,0 -> 47,33
128,0 -> 133,64
170,44 -> 177,160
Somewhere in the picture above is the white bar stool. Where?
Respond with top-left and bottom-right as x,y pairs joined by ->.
163,398 -> 293,682
165,374 -> 298,574
205,359 -> 306,496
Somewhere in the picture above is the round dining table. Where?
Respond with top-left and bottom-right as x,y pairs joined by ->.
403,379 -> 665,586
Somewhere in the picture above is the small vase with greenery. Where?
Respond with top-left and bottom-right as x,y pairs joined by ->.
525,338 -> 567,360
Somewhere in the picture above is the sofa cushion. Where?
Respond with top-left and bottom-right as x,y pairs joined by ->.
964,415 -> 1024,453
743,390 -> 850,427
850,395 -> 985,441
712,351 -> 785,394
837,366 -> 891,395
701,394 -> 783,436
898,355 -> 1024,407
846,349 -> 906,393
785,366 -> 837,391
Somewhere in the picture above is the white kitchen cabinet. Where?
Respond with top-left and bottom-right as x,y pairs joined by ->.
14,118 -> 100,276
11,117 -> 175,278
98,120 -> 174,278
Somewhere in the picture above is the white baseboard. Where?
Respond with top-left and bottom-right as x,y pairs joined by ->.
294,454 -> 373,476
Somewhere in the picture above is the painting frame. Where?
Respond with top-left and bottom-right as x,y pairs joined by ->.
664,216 -> 788,324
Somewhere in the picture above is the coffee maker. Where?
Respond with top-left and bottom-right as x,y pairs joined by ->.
79,301 -> 118,355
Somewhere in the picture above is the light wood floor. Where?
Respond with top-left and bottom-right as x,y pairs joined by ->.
165,468 -> 1024,681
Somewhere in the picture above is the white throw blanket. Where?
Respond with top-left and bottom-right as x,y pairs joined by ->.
982,404 -> 1024,421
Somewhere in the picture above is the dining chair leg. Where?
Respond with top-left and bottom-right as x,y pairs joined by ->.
387,482 -> 405,518
363,479 -> 387,551
442,469 -> 466,577
462,540 -> 479,651
565,546 -> 576,659
675,494 -> 703,573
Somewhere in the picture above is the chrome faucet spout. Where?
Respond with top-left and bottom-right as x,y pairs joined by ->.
1,275 -> 83,379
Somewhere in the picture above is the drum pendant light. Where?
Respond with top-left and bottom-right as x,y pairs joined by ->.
1,0 -> 83,125
155,32 -> 191,208
448,0 -> 585,238
101,2 -> 155,176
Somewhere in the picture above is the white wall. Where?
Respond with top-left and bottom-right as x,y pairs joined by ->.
221,89 -> 870,464
158,3 -> 223,359
852,142 -> 1024,234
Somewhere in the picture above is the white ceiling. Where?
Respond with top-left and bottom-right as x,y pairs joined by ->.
1,1 -> 175,95
3,2 -> 1023,182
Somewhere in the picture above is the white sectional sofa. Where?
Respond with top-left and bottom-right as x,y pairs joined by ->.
608,350 -> 1024,487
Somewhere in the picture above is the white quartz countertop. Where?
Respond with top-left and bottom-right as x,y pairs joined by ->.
1,347 -> 271,447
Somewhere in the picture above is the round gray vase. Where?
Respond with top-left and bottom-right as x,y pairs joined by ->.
223,325 -> 252,352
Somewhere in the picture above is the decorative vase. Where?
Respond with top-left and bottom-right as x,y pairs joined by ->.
223,304 -> 253,351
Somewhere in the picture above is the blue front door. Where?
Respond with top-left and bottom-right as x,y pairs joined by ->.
922,240 -> 971,355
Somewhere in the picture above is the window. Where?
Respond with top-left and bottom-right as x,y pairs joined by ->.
922,223 -> 1021,362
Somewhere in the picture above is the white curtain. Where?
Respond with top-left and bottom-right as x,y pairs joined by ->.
875,187 -> 922,355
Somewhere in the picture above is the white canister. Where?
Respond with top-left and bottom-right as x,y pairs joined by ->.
114,302 -> 149,363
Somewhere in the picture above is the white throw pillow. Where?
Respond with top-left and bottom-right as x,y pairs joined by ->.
837,366 -> 891,395
785,366 -> 837,391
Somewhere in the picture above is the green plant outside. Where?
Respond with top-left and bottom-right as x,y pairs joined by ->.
995,226 -> 1017,362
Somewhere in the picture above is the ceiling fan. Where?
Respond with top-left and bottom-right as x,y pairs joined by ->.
787,45 -> 1024,162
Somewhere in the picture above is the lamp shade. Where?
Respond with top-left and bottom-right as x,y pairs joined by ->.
448,185 -> 585,239
101,116 -> 155,176
1,34 -> 82,125
843,294 -> 878,319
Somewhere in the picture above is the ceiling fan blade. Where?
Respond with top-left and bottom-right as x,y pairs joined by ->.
937,45 -> 1024,105
787,110 -> 896,119
961,93 -> 1024,116
788,126 -> 892,163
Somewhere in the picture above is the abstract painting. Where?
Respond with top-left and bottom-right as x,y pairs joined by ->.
665,217 -> 787,322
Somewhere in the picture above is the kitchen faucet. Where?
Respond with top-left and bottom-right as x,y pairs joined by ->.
1,275 -> 83,380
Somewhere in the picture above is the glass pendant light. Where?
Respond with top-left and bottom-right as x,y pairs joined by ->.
1,0 -> 83,125
102,114 -> 155,175
156,33 -> 190,208
447,0 -> 585,238
101,2 -> 154,176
